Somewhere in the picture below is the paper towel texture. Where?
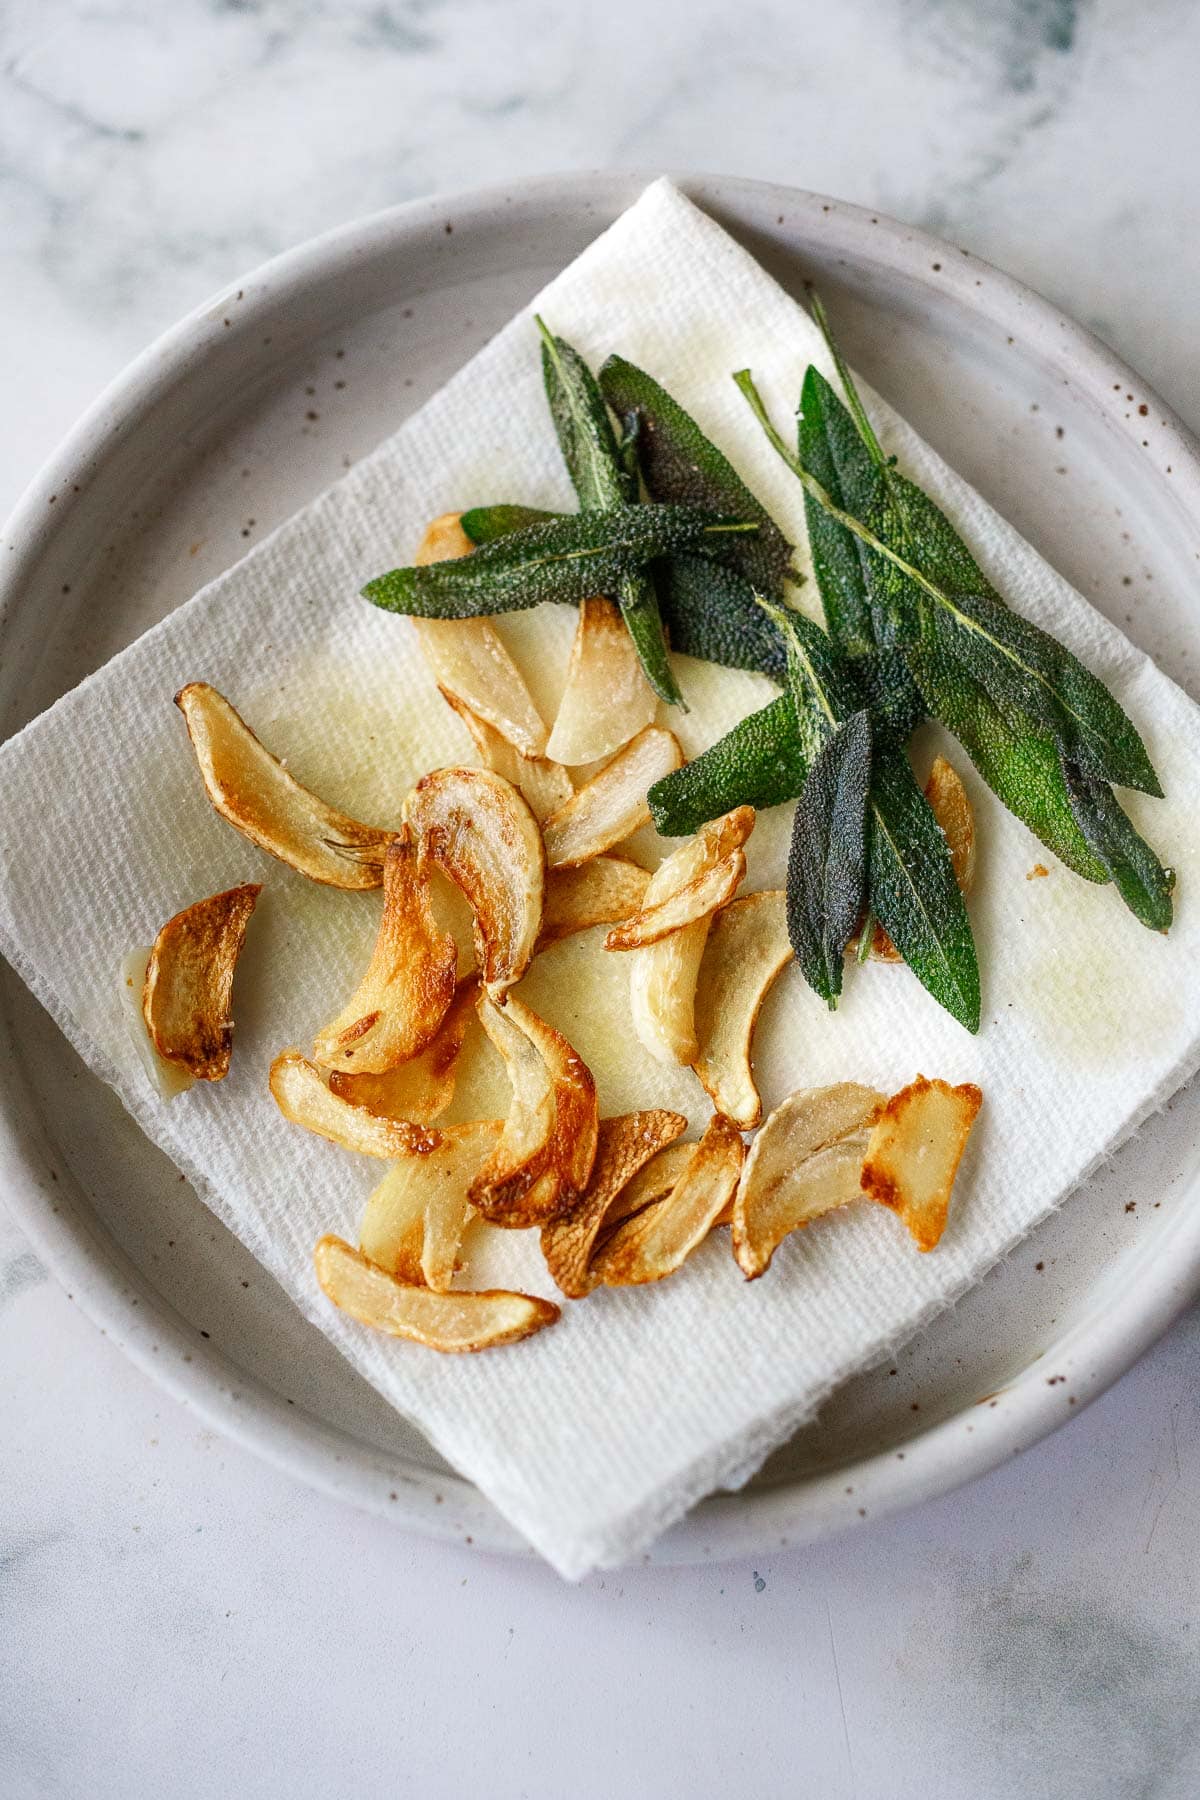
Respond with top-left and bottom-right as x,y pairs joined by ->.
1,180 -> 1199,1578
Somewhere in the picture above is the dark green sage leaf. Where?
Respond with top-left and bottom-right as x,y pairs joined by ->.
797,365 -> 890,656
787,708 -> 872,1007
537,317 -> 630,511
889,475 -> 1161,796
538,321 -> 683,704
599,354 -> 796,598
647,693 -> 808,836
905,640 -> 1108,881
460,503 -> 561,544
1061,757 -> 1174,931
867,744 -> 981,1033
362,507 -> 757,620
766,599 -> 864,756
618,569 -> 683,706
767,601 -> 980,1031
795,358 -> 1165,922
739,362 -> 1163,798
655,553 -> 788,681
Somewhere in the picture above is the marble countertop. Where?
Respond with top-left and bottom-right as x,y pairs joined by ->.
4,2 -> 1200,1795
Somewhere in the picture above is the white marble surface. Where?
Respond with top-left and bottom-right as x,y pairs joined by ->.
3,1 -> 1200,1794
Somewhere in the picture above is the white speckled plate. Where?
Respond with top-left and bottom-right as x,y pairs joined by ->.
3,174 -> 1199,1564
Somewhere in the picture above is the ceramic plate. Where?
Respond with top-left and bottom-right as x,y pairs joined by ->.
3,174 -> 1199,1564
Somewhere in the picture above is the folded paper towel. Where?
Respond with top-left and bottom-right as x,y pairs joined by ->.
1,179 -> 1199,1579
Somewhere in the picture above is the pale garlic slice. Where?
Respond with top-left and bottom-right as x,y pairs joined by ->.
545,595 -> 658,766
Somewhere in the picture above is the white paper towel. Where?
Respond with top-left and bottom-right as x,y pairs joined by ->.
2,180 -> 1199,1579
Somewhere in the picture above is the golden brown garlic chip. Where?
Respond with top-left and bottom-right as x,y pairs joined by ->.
629,918 -> 710,1066
863,756 -> 976,962
732,1083 -> 885,1279
314,1235 -> 559,1353
604,808 -> 754,950
925,756 -> 977,892
439,687 -> 574,823
359,1119 -> 501,1291
176,684 -> 394,888
625,810 -> 753,1066
692,890 -> 793,1128
312,833 -> 457,1075
860,1075 -> 982,1251
140,883 -> 261,1081
545,596 -> 658,766
330,976 -> 478,1125
122,949 -> 196,1100
541,726 -> 684,869
410,512 -> 549,757
406,766 -> 545,992
540,1110 -> 689,1298
590,1113 -> 745,1288
270,1049 -> 441,1157
469,992 -> 598,1227
539,856 -> 651,947
597,1141 -> 697,1235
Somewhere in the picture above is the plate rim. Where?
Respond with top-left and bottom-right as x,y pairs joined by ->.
3,168 -> 1200,1567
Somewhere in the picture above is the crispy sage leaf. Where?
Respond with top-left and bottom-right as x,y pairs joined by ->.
867,743 -> 981,1033
362,507 -> 757,619
654,553 -> 787,681
895,478 -> 1160,795
766,602 -> 980,1031
738,361 -> 1162,799
1060,756 -> 1174,931
648,693 -> 808,837
798,363 -> 891,656
599,353 -> 795,598
786,708 -> 872,1008
797,366 -> 927,737
538,319 -> 628,511
905,639 -> 1107,881
799,359 -> 1162,909
460,503 -> 561,544
804,302 -> 1160,797
539,320 -> 682,706
616,570 -> 681,707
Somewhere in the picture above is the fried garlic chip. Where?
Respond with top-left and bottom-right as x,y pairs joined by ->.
176,684 -> 393,888
539,856 -> 651,947
590,1113 -> 745,1288
545,596 -> 658,766
122,949 -> 195,1100
630,919 -> 710,1066
864,755 -> 976,961
604,807 -> 754,950
925,756 -> 977,893
359,1119 -> 501,1291
140,883 -> 261,1082
314,1236 -> 558,1353
406,766 -> 545,992
469,992 -> 598,1227
860,1075 -> 982,1251
330,976 -> 477,1125
439,687 -> 574,823
603,853 -> 744,951
414,511 -> 475,565
540,1110 -> 688,1298
410,512 -> 549,756
270,1049 -> 440,1157
312,834 -> 457,1075
626,810 -> 754,1065
541,726 -> 684,869
692,890 -> 793,1128
732,1083 -> 885,1279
